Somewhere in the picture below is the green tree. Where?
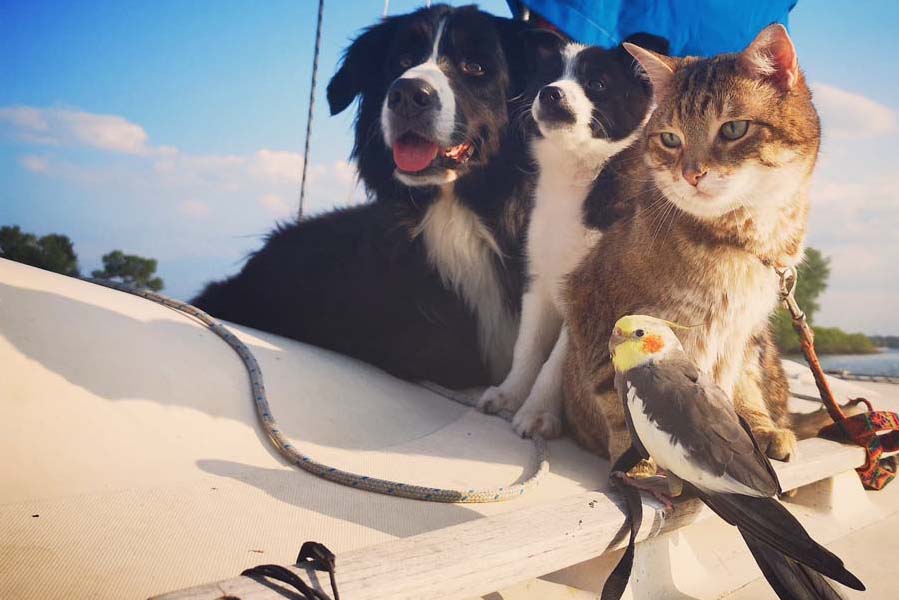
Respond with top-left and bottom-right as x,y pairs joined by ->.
0,225 -> 81,276
792,247 -> 830,323
772,247 -> 876,354
773,248 -> 830,352
91,250 -> 164,291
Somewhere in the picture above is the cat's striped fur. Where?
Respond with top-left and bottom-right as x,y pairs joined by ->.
562,25 -> 821,466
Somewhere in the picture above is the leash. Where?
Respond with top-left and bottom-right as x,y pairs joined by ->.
600,446 -> 645,600
243,541 -> 340,600
776,266 -> 899,490
86,278 -> 549,503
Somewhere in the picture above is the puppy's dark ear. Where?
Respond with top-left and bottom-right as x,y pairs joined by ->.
620,32 -> 670,56
522,27 -> 567,65
494,18 -> 567,98
327,19 -> 397,115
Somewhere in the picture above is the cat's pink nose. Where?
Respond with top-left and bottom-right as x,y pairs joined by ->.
683,167 -> 708,187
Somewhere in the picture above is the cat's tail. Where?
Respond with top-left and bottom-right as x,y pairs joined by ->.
790,398 -> 869,440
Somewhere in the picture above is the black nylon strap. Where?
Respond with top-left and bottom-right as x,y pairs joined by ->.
601,446 -> 643,600
242,541 -> 339,600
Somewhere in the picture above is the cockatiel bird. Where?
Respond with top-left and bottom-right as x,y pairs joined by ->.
609,315 -> 865,600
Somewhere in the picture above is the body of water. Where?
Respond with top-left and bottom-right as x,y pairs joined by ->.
808,348 -> 899,377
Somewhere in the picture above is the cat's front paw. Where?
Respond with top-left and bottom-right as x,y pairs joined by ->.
753,426 -> 798,462
477,386 -> 524,416
512,407 -> 563,439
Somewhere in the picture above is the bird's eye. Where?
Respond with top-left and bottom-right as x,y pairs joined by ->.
634,329 -> 645,338
586,79 -> 605,91
659,132 -> 682,149
719,120 -> 749,140
460,60 -> 485,76
397,55 -> 414,70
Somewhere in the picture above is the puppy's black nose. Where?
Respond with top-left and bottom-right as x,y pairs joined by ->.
539,85 -> 565,104
387,78 -> 439,116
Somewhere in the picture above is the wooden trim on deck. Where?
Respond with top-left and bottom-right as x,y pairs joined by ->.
153,438 -> 870,600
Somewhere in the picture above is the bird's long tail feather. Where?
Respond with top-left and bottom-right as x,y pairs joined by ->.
742,530 -> 848,600
696,491 -> 864,593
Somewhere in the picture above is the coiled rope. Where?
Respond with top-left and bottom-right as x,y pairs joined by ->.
87,279 -> 549,503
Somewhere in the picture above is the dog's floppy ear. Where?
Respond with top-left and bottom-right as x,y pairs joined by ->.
327,18 -> 397,115
494,18 -> 568,99
620,32 -> 670,56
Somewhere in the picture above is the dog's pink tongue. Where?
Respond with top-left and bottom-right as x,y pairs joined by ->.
393,137 -> 439,172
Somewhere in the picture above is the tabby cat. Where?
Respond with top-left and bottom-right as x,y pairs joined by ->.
562,25 -> 820,467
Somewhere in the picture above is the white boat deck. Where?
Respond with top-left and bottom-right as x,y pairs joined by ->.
1,257 -> 896,599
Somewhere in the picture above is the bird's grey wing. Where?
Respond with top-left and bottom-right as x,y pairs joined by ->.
628,358 -> 779,496
615,371 -> 651,460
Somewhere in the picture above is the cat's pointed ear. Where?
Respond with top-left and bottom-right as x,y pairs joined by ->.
624,42 -> 677,100
740,24 -> 799,90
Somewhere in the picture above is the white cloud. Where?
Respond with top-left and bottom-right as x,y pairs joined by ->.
1,107 -> 48,131
20,155 -> 49,173
812,82 -> 897,140
5,105 -> 368,301
258,193 -> 292,216
250,149 -> 303,181
0,106 -> 160,154
179,199 -> 212,219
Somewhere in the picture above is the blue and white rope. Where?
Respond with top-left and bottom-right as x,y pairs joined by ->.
87,279 -> 549,503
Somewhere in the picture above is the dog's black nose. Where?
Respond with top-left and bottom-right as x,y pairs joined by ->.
387,78 -> 439,116
539,85 -> 565,104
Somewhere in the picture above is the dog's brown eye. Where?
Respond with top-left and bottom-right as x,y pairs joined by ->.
397,55 -> 414,70
461,60 -> 485,76
660,132 -> 682,149
587,80 -> 605,91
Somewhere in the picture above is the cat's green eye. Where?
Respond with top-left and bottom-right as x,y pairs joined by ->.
720,120 -> 750,140
660,132 -> 682,149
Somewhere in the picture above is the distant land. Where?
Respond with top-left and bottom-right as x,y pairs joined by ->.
870,335 -> 899,349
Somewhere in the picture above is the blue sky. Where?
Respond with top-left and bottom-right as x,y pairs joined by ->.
1,1 -> 897,334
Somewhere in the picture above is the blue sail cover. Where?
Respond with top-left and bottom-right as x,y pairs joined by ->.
508,0 -> 797,57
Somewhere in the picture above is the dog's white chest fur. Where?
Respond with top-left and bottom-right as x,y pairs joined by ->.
415,189 -> 516,381
527,137 -> 605,308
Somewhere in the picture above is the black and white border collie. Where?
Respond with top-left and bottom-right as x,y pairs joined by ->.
193,5 -> 555,388
478,35 -> 669,437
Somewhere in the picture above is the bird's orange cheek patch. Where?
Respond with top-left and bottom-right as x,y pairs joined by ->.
642,335 -> 665,354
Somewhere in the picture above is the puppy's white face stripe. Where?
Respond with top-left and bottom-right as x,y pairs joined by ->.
532,44 -> 593,143
562,43 -> 585,79
380,18 -> 456,147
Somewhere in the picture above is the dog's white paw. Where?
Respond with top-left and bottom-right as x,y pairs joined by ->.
477,385 -> 524,416
512,408 -> 563,439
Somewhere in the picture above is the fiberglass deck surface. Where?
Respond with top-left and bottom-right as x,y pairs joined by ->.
1,257 -> 894,599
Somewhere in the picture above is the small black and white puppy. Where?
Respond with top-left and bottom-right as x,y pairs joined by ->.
193,5 -> 556,388
478,35 -> 669,437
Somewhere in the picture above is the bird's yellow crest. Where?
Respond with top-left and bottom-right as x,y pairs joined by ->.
609,315 -> 693,372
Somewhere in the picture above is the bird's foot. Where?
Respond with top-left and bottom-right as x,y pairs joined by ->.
753,426 -> 798,462
611,471 -> 674,509
628,458 -> 658,479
